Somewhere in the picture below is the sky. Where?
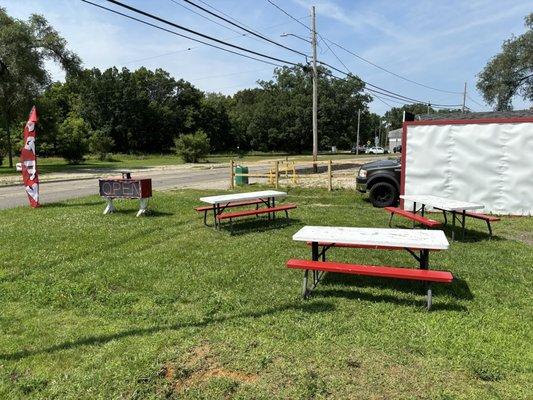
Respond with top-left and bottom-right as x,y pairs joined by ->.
2,0 -> 531,115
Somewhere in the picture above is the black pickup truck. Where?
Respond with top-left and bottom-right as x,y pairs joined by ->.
356,158 -> 401,207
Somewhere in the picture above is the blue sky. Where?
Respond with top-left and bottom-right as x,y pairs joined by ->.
3,0 -> 531,114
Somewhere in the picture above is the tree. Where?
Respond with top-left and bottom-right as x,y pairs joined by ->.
0,8 -> 80,166
174,130 -> 210,163
229,65 -> 372,152
57,114 -> 90,164
384,103 -> 435,130
477,13 -> 533,110
89,127 -> 115,161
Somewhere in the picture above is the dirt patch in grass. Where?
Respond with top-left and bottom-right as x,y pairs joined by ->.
162,343 -> 259,394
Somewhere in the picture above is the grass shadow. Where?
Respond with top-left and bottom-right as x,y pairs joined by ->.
110,209 -> 174,217
219,217 -> 301,236
41,200 -> 103,208
316,288 -> 467,312
0,301 -> 335,361
321,273 -> 473,300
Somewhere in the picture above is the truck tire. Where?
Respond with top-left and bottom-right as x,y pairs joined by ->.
369,181 -> 398,207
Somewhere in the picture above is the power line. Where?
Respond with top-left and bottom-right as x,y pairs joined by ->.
81,0 -> 285,67
319,60 -> 462,107
324,38 -> 463,95
181,0 -> 309,58
98,0 -> 301,66
466,94 -> 487,108
266,0 -> 311,31
123,18 -> 310,65
265,0 -> 463,96
168,0 -> 245,37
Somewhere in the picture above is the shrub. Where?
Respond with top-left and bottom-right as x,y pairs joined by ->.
174,130 -> 210,163
89,128 -> 115,161
57,115 -> 89,164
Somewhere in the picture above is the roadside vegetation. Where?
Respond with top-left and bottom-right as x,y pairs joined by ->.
0,188 -> 531,399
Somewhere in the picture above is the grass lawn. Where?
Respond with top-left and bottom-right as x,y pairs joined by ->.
0,154 -> 185,177
0,188 -> 531,399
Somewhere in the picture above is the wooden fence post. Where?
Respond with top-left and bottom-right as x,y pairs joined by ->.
230,159 -> 235,189
328,159 -> 332,191
275,160 -> 279,189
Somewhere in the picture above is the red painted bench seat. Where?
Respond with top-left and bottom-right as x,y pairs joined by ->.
287,259 -> 452,310
217,203 -> 297,220
287,259 -> 453,283
464,212 -> 500,222
464,211 -> 500,237
384,206 -> 442,228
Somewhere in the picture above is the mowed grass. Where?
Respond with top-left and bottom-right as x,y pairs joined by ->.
0,188 -> 531,399
0,154 -> 185,177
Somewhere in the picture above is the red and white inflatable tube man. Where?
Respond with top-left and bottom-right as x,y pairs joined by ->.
20,106 -> 40,208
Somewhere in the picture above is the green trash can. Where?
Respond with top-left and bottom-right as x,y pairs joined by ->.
235,165 -> 249,186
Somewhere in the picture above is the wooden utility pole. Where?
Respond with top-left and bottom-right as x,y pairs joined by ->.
462,82 -> 467,113
311,6 -> 318,173
356,109 -> 361,155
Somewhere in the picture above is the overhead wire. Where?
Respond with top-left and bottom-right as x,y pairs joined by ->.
323,38 -> 463,95
168,0 -> 244,37
81,1 -> 282,68
266,0 -> 465,103
266,0 -> 311,31
180,0 -> 309,58
90,0 -> 301,66
123,17 -> 311,65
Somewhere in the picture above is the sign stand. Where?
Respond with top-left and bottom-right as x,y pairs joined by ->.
99,171 -> 152,217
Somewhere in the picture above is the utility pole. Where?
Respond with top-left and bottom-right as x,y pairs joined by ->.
462,82 -> 467,113
427,102 -> 431,114
356,109 -> 361,155
311,5 -> 318,172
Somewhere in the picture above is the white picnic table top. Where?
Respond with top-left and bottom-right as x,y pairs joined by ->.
200,190 -> 287,205
400,194 -> 484,212
293,226 -> 449,250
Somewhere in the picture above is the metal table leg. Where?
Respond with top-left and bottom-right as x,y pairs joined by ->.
419,249 -> 432,310
451,211 -> 456,241
303,241 -> 320,298
462,210 -> 466,240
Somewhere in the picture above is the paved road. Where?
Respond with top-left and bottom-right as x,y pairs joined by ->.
0,166 -> 235,210
0,156 -> 379,210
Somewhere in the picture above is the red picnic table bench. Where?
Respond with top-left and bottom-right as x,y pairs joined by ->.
196,190 -> 297,232
289,226 -> 452,310
400,195 -> 500,239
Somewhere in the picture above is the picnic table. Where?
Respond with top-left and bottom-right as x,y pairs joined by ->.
401,194 -> 484,240
198,190 -> 294,229
288,226 -> 451,309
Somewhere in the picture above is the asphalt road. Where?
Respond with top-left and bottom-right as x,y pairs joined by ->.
0,166 -> 234,210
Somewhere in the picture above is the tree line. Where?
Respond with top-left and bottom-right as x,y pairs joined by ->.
34,64 -> 384,162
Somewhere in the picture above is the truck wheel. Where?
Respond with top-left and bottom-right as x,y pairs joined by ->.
369,182 -> 398,207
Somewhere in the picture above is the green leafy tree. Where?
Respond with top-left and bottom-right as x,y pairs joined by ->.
0,8 -> 80,167
384,103 -> 435,130
57,114 -> 90,164
89,127 -> 115,161
174,130 -> 210,163
477,13 -> 533,110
